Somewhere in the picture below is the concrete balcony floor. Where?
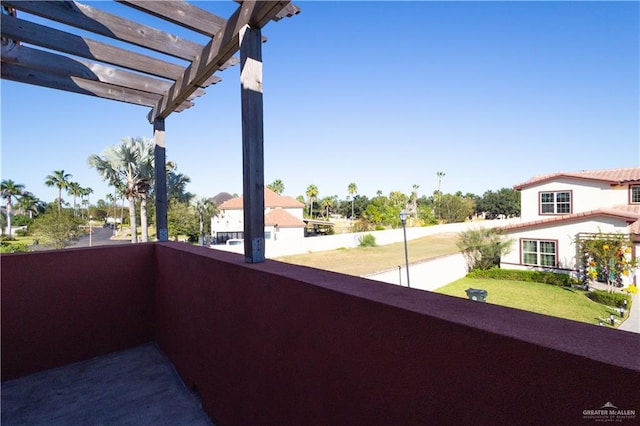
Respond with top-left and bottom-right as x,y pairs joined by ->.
1,344 -> 213,425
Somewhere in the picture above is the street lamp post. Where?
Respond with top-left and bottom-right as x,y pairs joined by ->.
400,210 -> 410,288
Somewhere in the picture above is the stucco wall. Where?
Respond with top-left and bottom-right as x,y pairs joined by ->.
154,243 -> 640,425
1,244 -> 156,381
520,178 -> 624,221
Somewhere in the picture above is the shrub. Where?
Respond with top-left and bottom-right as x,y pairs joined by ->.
467,268 -> 581,287
358,234 -> 376,247
15,228 -> 30,237
587,290 -> 632,309
0,241 -> 30,253
457,228 -> 512,271
352,220 -> 370,233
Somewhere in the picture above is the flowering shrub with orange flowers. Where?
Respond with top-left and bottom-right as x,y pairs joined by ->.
576,232 -> 638,292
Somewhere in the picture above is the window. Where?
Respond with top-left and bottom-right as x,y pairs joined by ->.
522,240 -> 557,267
540,191 -> 571,214
631,185 -> 640,204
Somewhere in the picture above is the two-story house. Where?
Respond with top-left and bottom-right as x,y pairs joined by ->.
211,188 -> 306,243
500,167 -> 640,283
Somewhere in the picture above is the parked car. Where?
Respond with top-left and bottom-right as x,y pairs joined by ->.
226,239 -> 243,246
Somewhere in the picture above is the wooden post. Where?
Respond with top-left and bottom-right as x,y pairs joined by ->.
240,24 -> 265,263
154,118 -> 168,242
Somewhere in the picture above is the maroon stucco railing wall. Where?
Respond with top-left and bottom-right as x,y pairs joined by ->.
1,244 -> 155,381
154,244 -> 640,425
2,243 -> 639,424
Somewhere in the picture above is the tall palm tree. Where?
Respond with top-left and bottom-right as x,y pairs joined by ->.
411,184 -> 419,217
267,179 -> 285,195
167,168 -> 193,203
80,187 -> 93,220
88,137 -> 154,243
67,181 -> 83,216
45,170 -> 72,213
436,171 -> 446,194
1,179 -> 25,237
347,182 -> 358,219
306,184 -> 319,217
195,197 -> 217,245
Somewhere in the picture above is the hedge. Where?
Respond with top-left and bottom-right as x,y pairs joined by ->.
467,268 -> 581,287
587,290 -> 632,309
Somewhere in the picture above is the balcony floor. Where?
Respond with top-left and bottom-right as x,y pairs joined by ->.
1,343 -> 213,425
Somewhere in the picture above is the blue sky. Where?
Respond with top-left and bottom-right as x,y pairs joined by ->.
2,1 -> 638,206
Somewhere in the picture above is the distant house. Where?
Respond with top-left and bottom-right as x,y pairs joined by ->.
211,188 -> 306,243
500,167 -> 640,284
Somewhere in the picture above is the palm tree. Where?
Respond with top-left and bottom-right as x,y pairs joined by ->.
45,170 -> 72,213
411,184 -> 419,217
321,197 -> 333,220
267,179 -> 285,195
436,171 -> 446,194
80,187 -> 93,220
436,172 -> 446,221
1,179 -> 25,237
16,191 -> 44,219
195,197 -> 217,245
167,168 -> 193,203
347,182 -> 357,220
67,181 -> 83,216
88,137 -> 154,243
306,184 -> 319,217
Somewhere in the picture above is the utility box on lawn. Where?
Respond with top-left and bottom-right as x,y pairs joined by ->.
465,288 -> 487,302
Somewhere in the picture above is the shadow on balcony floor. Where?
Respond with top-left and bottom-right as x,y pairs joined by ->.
1,343 -> 213,425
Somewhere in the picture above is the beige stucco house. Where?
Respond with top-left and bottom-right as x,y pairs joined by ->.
500,167 -> 640,284
211,188 -> 305,243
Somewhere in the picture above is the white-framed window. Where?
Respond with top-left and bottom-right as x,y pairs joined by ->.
539,191 -> 571,214
522,239 -> 557,267
631,185 -> 640,204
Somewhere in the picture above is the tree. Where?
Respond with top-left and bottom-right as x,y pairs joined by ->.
1,179 -> 25,237
434,193 -> 473,223
478,188 -> 520,219
457,228 -> 513,271
89,137 -> 154,243
306,184 -> 319,217
167,200 -> 198,242
436,171 -> 445,193
320,196 -> 335,220
166,163 -> 193,203
32,210 -> 83,249
410,184 -> 419,218
45,170 -> 72,213
267,179 -> 285,195
17,192 -> 45,219
67,181 -> 83,216
80,186 -> 93,220
195,197 -> 217,245
347,182 -> 358,219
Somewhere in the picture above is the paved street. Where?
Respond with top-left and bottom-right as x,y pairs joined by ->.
71,226 -> 130,248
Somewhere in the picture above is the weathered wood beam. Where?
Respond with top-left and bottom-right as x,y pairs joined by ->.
3,0 -> 204,61
1,61 -> 194,111
240,24 -> 265,263
149,0 -> 290,122
154,118 -> 169,242
1,44 -> 212,99
118,0 -> 226,37
233,0 -> 300,21
1,14 -> 185,81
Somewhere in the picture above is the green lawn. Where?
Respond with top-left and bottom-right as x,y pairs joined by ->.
435,278 -> 626,328
276,232 -> 460,276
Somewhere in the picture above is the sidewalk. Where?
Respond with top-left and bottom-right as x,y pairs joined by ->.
617,291 -> 639,333
590,282 -> 639,334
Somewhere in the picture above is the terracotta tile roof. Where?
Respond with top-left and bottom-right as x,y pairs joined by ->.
501,207 -> 640,234
514,167 -> 640,190
265,208 -> 305,228
219,188 -> 304,210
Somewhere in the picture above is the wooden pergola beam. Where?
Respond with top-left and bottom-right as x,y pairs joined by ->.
1,44 -> 212,100
4,0 -> 205,61
148,0 -> 291,122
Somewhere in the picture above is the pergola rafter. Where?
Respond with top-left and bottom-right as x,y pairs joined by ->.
0,0 -> 299,262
